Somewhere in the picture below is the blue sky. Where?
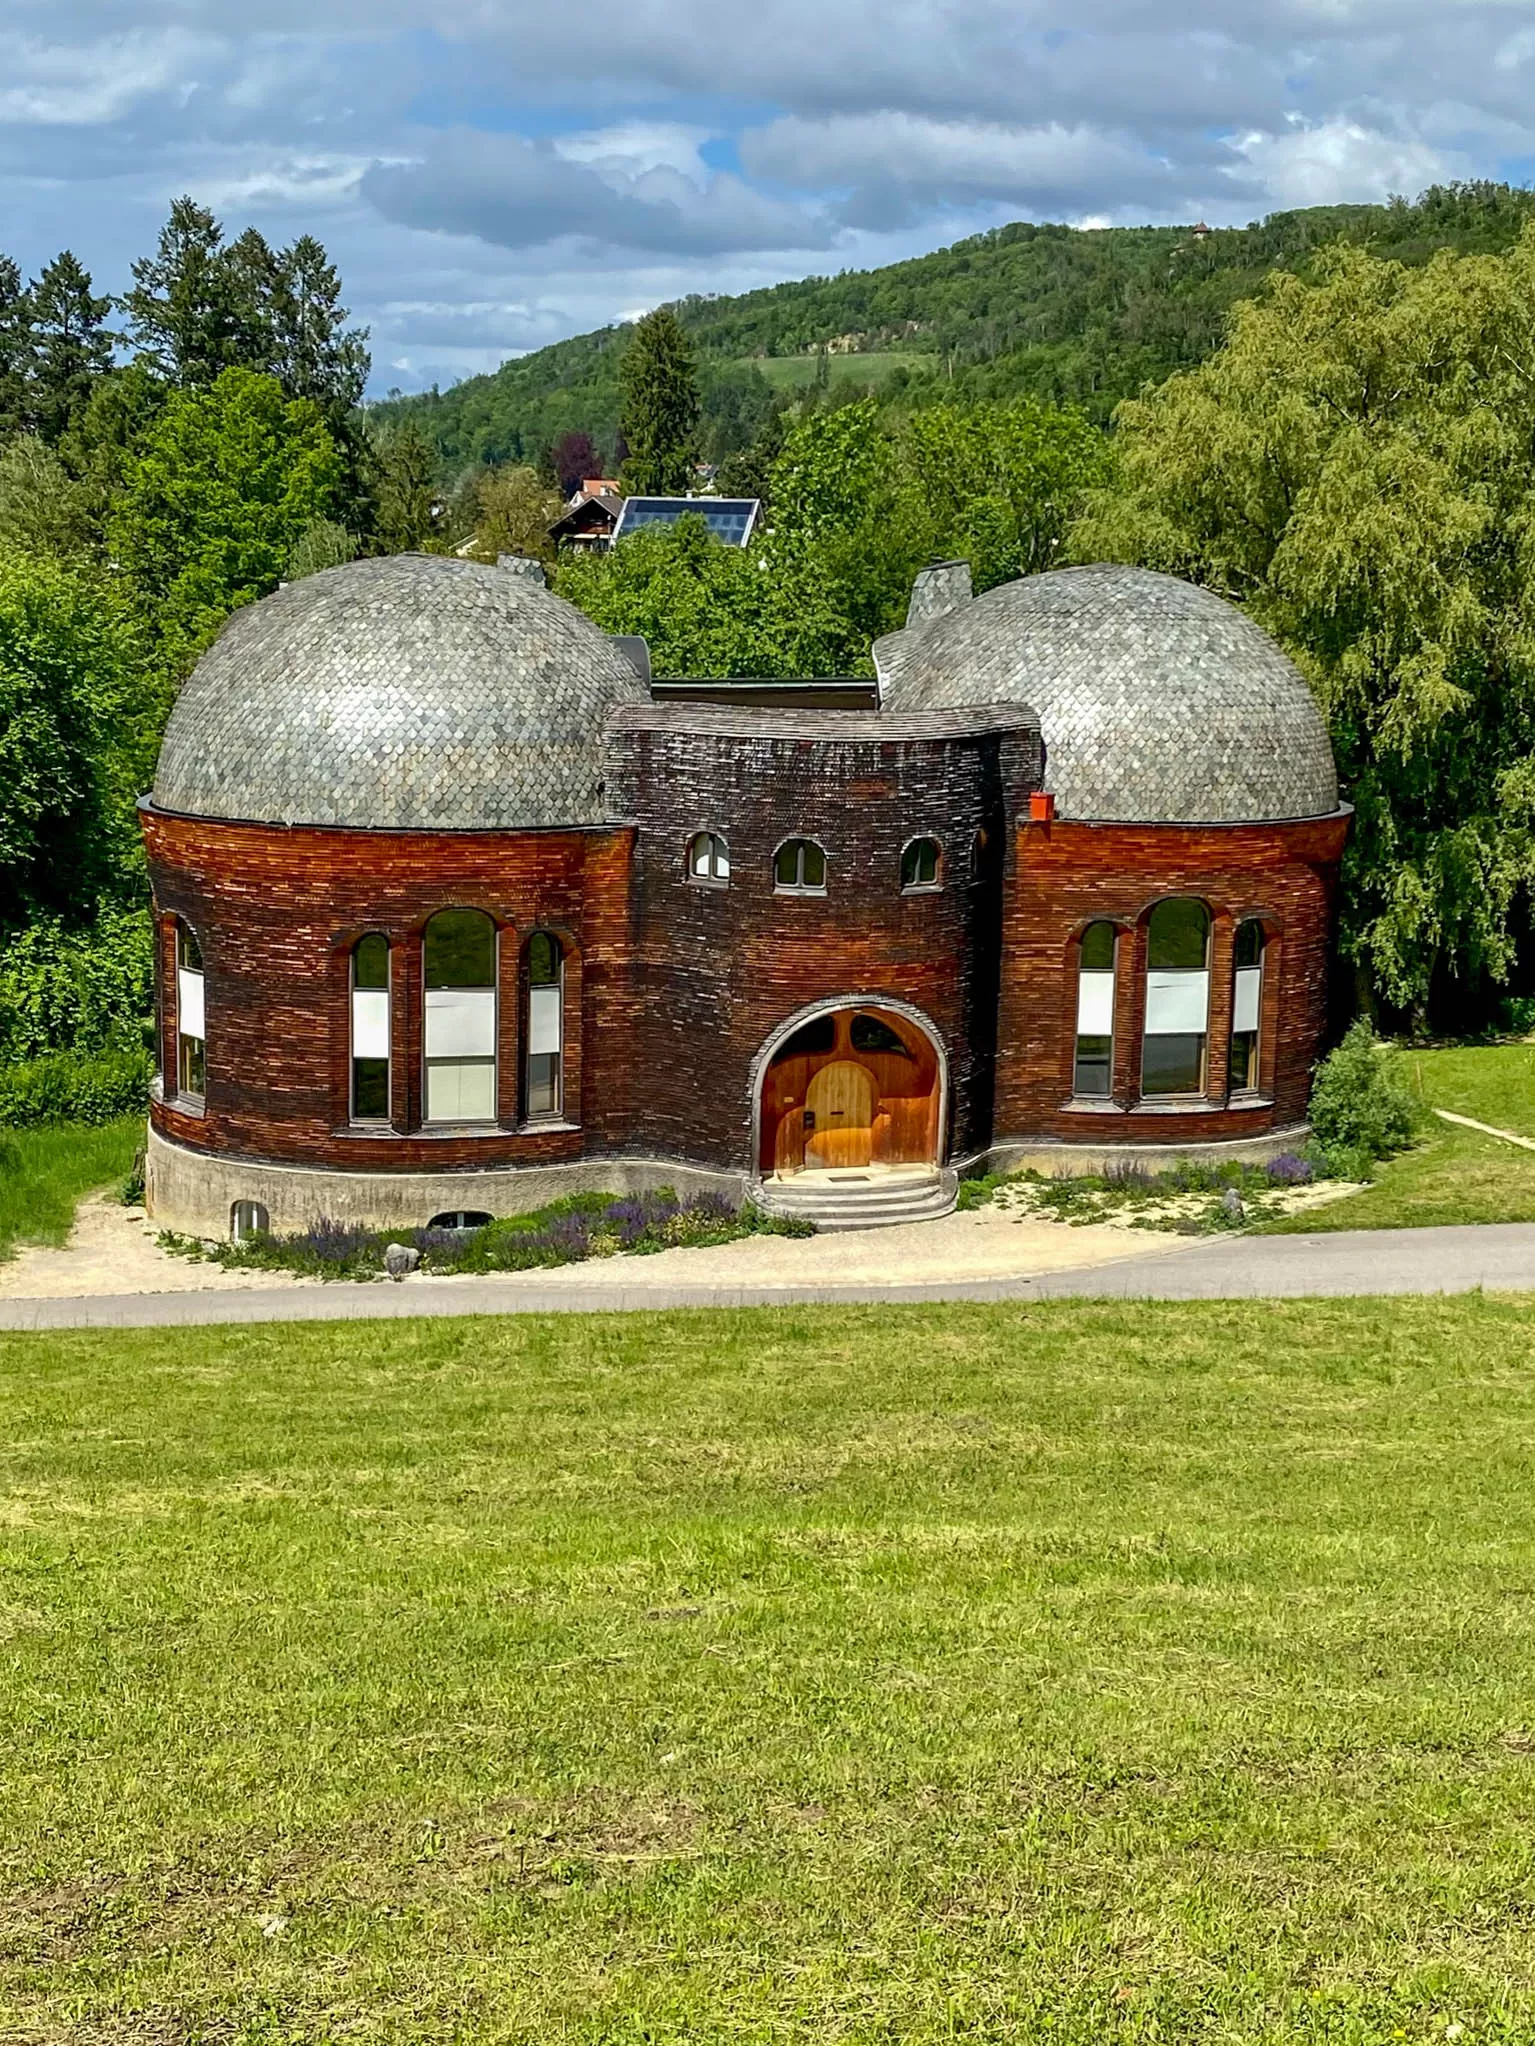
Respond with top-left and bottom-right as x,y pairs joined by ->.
4,0 -> 1535,395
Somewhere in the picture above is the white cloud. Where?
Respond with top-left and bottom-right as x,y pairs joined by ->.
1227,116 -> 1460,207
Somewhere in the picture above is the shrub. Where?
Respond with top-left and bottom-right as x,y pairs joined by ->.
0,904 -> 155,1064
1307,1022 -> 1421,1167
0,1047 -> 151,1129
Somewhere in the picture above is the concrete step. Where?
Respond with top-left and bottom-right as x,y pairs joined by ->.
751,1169 -> 958,1232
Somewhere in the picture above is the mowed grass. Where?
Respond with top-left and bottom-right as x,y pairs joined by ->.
737,350 -> 935,391
0,1117 -> 141,1261
6,1302 -> 1535,2041
1267,1041 -> 1535,1231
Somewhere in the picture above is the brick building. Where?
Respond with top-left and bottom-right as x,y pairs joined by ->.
141,553 -> 1348,1237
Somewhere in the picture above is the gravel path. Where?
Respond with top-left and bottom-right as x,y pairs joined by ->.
5,1221 -> 1535,1329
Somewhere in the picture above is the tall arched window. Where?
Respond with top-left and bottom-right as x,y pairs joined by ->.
688,831 -> 730,884
525,932 -> 564,1119
423,909 -> 496,1124
176,922 -> 205,1103
1230,919 -> 1266,1092
1073,921 -> 1116,1098
774,839 -> 826,895
350,932 -> 391,1122
1142,899 -> 1210,1097
900,837 -> 941,893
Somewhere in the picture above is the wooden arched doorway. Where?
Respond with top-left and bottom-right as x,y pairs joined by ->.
758,1005 -> 943,1176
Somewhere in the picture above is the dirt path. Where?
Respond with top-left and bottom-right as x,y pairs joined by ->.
0,1195 -> 313,1299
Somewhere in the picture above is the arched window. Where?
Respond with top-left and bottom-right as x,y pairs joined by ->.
774,838 -> 827,895
525,932 -> 564,1118
350,932 -> 391,1122
231,1199 -> 269,1243
1142,899 -> 1211,1097
687,831 -> 730,884
1073,921 -> 1116,1098
1230,919 -> 1266,1092
423,909 -> 496,1124
176,922 -> 205,1103
900,837 -> 941,893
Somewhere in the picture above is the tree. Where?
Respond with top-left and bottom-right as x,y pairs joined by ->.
268,234 -> 370,419
108,367 -> 343,670
0,545 -> 149,929
0,257 -> 31,440
371,420 -> 442,554
558,514 -> 863,679
548,429 -> 600,499
0,437 -> 94,558
286,519 -> 357,580
466,465 -> 562,565
124,197 -> 241,386
891,398 -> 1105,591
1074,228 -> 1535,1024
619,308 -> 700,494
25,251 -> 115,444
60,361 -> 166,541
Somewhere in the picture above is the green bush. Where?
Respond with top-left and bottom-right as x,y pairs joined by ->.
0,904 -> 154,1064
0,1047 -> 151,1129
1307,1022 -> 1422,1167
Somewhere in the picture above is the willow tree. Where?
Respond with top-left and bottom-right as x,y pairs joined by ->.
1076,229 -> 1535,1025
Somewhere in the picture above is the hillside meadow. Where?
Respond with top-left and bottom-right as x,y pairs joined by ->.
4,1298 -> 1535,2041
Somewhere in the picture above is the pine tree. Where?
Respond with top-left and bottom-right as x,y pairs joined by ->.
124,197 -> 242,386
0,256 -> 31,440
372,422 -> 441,554
619,308 -> 700,495
26,252 -> 115,444
273,236 -> 369,418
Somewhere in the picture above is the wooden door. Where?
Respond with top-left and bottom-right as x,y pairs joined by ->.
804,1060 -> 875,1167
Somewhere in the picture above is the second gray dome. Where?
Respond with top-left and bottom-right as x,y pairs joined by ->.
874,564 -> 1338,824
151,554 -> 648,830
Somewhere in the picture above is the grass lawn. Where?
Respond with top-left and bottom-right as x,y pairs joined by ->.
737,350 -> 935,391
1265,1041 -> 1535,1232
6,1299 -> 1535,2040
0,1117 -> 142,1262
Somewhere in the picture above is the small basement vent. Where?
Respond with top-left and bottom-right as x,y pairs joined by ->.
428,1210 -> 494,1232
231,1199 -> 269,1242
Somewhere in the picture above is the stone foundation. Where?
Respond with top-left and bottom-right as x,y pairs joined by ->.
144,1126 -> 747,1241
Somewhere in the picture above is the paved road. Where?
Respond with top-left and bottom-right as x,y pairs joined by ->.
4,1223 -> 1535,1330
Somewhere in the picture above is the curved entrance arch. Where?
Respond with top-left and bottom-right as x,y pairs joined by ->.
750,997 -> 949,1178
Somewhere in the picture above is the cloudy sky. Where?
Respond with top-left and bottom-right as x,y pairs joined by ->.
4,0 -> 1535,395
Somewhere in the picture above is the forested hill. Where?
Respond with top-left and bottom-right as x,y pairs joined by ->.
377,181 -> 1535,473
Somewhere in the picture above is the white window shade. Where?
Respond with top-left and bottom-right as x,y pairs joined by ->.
1145,969 -> 1209,1036
1076,970 -> 1115,1036
425,988 -> 495,1058
426,1061 -> 496,1123
178,966 -> 204,1040
529,984 -> 562,1056
1234,966 -> 1262,1035
352,988 -> 389,1059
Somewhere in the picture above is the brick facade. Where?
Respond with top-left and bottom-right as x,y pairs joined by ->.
141,717 -> 1348,1200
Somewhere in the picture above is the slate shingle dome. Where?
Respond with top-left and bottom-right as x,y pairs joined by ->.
151,553 -> 648,830
874,563 -> 1339,824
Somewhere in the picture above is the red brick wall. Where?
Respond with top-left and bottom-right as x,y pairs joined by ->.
994,811 -> 1350,1145
142,808 -> 634,1172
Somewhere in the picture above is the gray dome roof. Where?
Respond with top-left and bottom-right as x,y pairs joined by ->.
874,564 -> 1338,823
151,554 -> 648,830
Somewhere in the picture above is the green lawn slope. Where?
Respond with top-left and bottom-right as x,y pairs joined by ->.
6,1299 -> 1535,2039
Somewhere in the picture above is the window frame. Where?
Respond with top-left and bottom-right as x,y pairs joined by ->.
899,836 -> 943,895
1072,920 -> 1117,1100
772,837 -> 828,897
686,829 -> 731,887
1229,917 -> 1267,1096
524,930 -> 565,1123
175,920 -> 206,1107
1140,897 -> 1212,1099
349,931 -> 392,1125
422,908 -> 499,1128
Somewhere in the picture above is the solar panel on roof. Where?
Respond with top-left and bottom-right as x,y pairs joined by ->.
611,497 -> 761,547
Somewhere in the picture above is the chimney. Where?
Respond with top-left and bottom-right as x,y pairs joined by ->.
906,559 -> 973,629
498,554 -> 547,585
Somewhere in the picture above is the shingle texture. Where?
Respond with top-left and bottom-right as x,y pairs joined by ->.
151,554 -> 648,829
874,564 -> 1339,823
